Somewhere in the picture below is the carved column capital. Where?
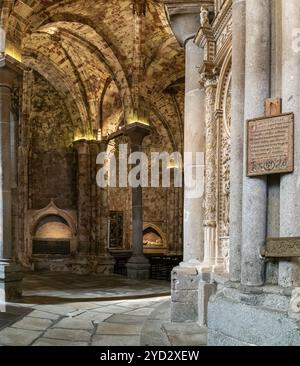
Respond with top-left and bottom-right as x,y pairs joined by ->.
125,122 -> 151,148
199,66 -> 219,90
164,0 -> 214,46
73,139 -> 90,155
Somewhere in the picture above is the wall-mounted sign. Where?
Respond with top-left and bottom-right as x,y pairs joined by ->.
264,237 -> 300,258
247,113 -> 294,177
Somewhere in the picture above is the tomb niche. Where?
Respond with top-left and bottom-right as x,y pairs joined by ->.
143,224 -> 167,255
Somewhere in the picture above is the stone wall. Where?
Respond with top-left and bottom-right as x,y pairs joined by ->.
107,117 -> 183,254
29,72 -> 77,210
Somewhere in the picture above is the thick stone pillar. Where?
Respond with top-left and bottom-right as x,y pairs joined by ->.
229,0 -> 246,283
183,38 -> 205,265
241,0 -> 271,287
0,63 -> 23,302
97,140 -> 110,257
89,140 -> 98,255
73,139 -> 91,254
280,0 -> 300,288
171,38 -> 207,323
93,140 -> 114,273
125,122 -> 151,280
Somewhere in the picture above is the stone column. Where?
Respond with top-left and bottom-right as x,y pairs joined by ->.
183,38 -> 206,264
171,38 -> 207,323
96,140 -> 109,255
241,0 -> 271,287
89,140 -> 98,256
229,0 -> 246,282
96,140 -> 114,273
201,75 -> 218,272
280,0 -> 300,288
73,139 -> 91,255
125,122 -> 151,280
167,184 -> 176,255
0,64 -> 23,302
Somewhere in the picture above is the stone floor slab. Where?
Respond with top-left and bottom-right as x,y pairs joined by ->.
0,320 -> 11,331
105,314 -> 145,325
96,322 -> 142,335
33,305 -> 77,316
94,305 -> 129,314
75,311 -> 112,323
53,318 -> 94,330
23,272 -> 170,302
168,333 -> 207,346
125,307 -> 155,316
11,317 -> 53,331
28,310 -> 60,320
92,335 -> 140,346
142,335 -> 170,347
43,328 -> 91,342
0,327 -> 42,346
32,338 -> 89,346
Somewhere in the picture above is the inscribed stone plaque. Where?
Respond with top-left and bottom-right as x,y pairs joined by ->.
32,239 -> 70,255
265,237 -> 300,258
247,113 -> 294,176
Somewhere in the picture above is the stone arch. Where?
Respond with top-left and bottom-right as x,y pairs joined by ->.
29,200 -> 77,238
143,223 -> 167,254
28,200 -> 78,260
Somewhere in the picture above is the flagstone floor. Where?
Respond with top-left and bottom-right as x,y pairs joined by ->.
0,272 -> 206,346
0,271 -> 169,346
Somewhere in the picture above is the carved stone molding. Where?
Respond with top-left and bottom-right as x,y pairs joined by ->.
203,73 -> 218,226
290,288 -> 300,313
164,0 -> 214,45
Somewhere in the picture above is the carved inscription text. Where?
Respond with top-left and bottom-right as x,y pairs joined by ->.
265,237 -> 300,258
247,113 -> 294,176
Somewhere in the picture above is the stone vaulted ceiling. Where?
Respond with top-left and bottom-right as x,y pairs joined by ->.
1,0 -> 184,141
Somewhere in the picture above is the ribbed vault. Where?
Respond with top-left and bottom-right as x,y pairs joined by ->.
2,0 -> 184,143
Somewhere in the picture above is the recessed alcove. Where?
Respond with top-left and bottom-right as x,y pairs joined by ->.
32,215 -> 72,255
143,225 -> 167,254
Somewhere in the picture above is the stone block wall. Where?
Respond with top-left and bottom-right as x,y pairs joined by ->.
29,72 -> 77,210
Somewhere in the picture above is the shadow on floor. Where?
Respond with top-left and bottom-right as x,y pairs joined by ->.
16,271 -> 171,305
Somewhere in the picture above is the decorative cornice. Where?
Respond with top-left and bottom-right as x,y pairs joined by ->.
212,0 -> 232,35
0,54 -> 25,74
164,0 -> 214,46
194,23 -> 214,47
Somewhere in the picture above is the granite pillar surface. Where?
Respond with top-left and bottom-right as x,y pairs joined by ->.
229,0 -> 246,283
241,0 -> 271,287
0,64 -> 23,302
125,122 -> 151,280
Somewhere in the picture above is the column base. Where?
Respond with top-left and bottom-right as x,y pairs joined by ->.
171,263 -> 216,324
208,285 -> 300,346
0,260 -> 23,303
126,256 -> 150,280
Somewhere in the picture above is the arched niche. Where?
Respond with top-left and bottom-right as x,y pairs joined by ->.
143,224 -> 167,255
29,199 -> 77,257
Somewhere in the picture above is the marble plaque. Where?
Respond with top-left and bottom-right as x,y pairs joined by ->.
32,239 -> 70,255
247,113 -> 294,176
265,237 -> 300,258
